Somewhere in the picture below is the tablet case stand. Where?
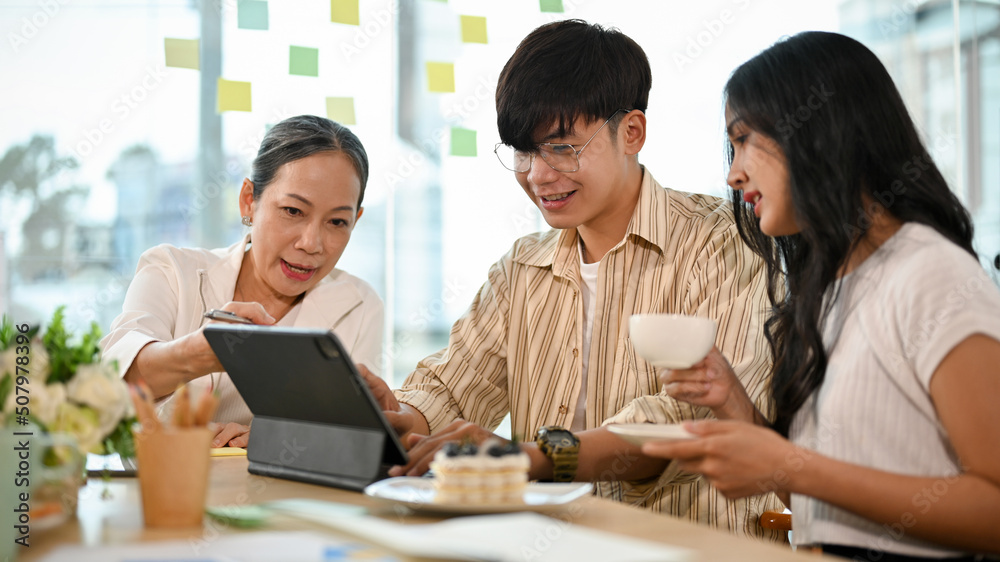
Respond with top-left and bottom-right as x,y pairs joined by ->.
247,416 -> 389,491
202,325 -> 407,492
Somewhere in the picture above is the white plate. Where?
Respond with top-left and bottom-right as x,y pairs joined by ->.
607,423 -> 696,446
364,477 -> 593,514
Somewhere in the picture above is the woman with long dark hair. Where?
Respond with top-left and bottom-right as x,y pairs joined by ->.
643,31 -> 1000,559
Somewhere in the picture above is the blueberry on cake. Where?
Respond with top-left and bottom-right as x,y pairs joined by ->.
430,439 -> 530,504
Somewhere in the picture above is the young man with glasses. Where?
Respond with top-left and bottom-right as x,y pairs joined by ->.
363,19 -> 783,540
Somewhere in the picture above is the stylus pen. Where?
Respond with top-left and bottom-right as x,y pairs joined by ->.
203,309 -> 253,324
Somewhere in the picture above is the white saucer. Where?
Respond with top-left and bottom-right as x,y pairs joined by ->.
607,423 -> 696,446
364,477 -> 592,515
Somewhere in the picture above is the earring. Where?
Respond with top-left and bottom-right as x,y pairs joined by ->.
241,215 -> 252,227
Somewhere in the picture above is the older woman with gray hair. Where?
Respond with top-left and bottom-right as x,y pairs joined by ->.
101,115 -> 382,447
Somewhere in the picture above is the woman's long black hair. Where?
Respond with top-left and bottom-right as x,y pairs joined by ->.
724,31 -> 976,436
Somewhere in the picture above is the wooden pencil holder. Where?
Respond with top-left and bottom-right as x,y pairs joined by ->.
134,427 -> 212,528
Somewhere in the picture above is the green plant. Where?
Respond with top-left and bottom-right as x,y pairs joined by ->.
1,307 -> 135,457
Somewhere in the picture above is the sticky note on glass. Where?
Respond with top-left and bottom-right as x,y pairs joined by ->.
460,15 -> 487,44
164,38 -> 199,70
326,97 -> 356,125
426,62 -> 455,93
238,0 -> 269,30
218,78 -> 252,112
450,127 -> 477,157
540,0 -> 564,13
331,0 -> 359,25
290,46 -> 319,76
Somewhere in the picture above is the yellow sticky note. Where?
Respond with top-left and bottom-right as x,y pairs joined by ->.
331,0 -> 359,25
326,97 -> 356,125
426,62 -> 455,93
164,37 -> 199,70
460,15 -> 487,44
218,78 -> 252,112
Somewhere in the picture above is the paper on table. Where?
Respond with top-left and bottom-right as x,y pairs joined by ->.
298,511 -> 693,561
85,452 -> 136,476
36,530 -> 398,562
210,447 -> 247,457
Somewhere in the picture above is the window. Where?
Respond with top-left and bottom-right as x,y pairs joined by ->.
3,0 -> 995,394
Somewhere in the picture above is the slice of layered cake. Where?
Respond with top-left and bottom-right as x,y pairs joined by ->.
430,439 -> 530,504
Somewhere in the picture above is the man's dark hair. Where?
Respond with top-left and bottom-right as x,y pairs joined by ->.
496,19 -> 651,151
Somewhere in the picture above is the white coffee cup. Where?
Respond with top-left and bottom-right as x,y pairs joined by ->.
629,314 -> 717,369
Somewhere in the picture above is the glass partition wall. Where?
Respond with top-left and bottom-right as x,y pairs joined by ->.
2,0 -> 996,391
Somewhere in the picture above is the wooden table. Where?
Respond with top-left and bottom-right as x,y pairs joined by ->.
20,457 -> 823,561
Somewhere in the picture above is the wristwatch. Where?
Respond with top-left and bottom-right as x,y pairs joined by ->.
534,426 -> 580,482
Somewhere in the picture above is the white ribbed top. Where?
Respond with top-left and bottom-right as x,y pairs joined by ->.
790,223 -> 1000,557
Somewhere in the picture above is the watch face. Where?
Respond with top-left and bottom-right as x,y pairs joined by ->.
539,427 -> 579,447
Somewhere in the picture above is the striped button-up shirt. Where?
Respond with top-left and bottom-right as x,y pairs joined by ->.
396,169 -> 785,540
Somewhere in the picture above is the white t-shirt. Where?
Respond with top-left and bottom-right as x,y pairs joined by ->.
571,242 -> 600,433
789,223 -> 1000,557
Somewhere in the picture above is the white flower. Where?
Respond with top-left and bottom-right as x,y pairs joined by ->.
65,362 -> 130,440
1,347 -> 18,379
51,403 -> 104,454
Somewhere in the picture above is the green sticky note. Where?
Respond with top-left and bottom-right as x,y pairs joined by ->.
539,0 -> 564,13
164,38 -> 199,70
331,0 -> 359,25
450,127 -> 477,157
289,46 -> 319,76
218,78 -> 252,112
460,15 -> 487,44
325,97 -> 356,125
238,0 -> 269,30
426,62 -> 455,93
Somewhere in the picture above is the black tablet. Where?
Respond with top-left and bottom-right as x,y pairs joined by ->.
203,324 -> 407,491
